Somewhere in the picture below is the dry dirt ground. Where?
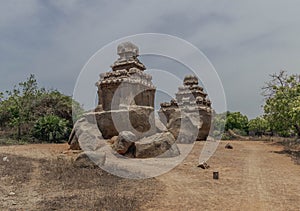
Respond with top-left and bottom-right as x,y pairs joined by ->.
0,141 -> 300,211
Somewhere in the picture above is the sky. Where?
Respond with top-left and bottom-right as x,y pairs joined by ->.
1,0 -> 300,119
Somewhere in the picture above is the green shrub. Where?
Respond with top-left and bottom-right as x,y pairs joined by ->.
32,115 -> 70,143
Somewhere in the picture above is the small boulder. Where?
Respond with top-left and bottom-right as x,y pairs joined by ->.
197,162 -> 210,169
135,132 -> 179,158
225,143 -> 233,149
112,131 -> 137,155
2,156 -> 9,162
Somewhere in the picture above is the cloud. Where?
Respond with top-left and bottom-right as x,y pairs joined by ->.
1,0 -> 300,118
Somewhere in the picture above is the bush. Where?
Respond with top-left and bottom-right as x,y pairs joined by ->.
32,115 -> 70,143
0,74 -> 83,142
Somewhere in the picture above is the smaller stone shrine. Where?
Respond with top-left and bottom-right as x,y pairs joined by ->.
159,75 -> 212,141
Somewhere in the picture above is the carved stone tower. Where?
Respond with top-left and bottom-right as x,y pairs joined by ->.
96,42 -> 155,111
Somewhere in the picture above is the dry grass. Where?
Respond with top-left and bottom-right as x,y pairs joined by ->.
272,138 -> 300,165
0,153 -> 164,210
1,141 -> 300,210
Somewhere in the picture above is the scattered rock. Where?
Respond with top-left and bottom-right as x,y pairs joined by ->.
135,132 -> 179,158
225,143 -> 233,149
3,156 -> 9,162
112,131 -> 137,155
8,192 -> 15,196
197,162 -> 210,169
74,151 -> 106,168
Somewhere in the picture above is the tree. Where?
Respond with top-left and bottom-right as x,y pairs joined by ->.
212,111 -> 249,139
1,74 -> 39,139
225,111 -> 249,133
212,112 -> 227,138
0,74 -> 84,141
248,116 -> 270,136
262,71 -> 300,137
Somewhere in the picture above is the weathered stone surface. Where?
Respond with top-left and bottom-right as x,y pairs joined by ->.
96,41 -> 155,111
68,117 -> 104,151
112,131 -> 137,154
74,151 -> 106,168
135,132 -> 179,158
155,116 -> 168,133
95,107 -> 156,139
157,142 -> 180,158
167,111 -> 202,143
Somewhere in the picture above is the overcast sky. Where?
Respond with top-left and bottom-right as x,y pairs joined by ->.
1,0 -> 300,119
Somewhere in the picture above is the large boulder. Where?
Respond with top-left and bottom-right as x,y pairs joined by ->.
167,111 -> 202,143
112,131 -> 137,154
135,132 -> 180,158
68,117 -> 104,151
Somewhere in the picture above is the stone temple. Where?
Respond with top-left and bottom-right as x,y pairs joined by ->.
69,41 -> 213,158
94,42 -> 157,139
96,42 -> 155,111
159,75 -> 212,141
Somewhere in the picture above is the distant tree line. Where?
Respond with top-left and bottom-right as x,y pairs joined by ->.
213,71 -> 299,139
0,74 -> 83,143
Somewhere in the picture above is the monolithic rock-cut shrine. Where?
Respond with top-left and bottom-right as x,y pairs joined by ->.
96,42 -> 156,111
69,41 -> 212,158
94,42 -> 157,139
159,75 -> 212,141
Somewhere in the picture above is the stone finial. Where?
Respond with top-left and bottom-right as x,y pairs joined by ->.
183,75 -> 199,86
117,42 -> 139,60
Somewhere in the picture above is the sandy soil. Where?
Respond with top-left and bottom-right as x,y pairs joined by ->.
0,141 -> 300,210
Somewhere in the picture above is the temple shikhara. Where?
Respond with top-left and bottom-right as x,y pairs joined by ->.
69,41 -> 213,158
96,42 -> 155,111
159,75 -> 212,141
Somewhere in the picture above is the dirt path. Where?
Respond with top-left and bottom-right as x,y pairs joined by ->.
0,141 -> 300,210
153,141 -> 300,211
